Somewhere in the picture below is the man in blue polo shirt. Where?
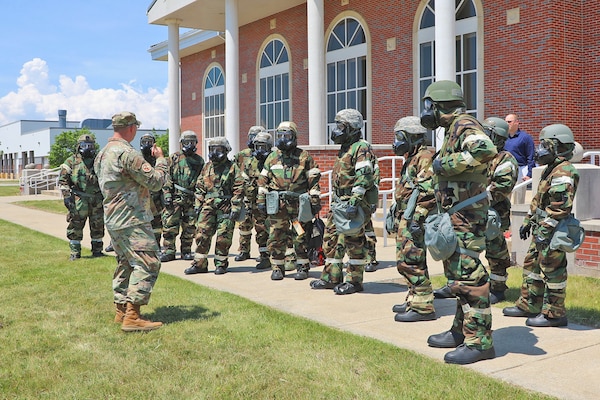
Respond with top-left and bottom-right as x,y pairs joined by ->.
504,114 -> 535,204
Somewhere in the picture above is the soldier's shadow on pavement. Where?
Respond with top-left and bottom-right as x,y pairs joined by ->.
492,326 -> 547,357
151,305 -> 220,324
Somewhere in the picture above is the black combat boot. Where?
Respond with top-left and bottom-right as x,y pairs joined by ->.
294,264 -> 310,280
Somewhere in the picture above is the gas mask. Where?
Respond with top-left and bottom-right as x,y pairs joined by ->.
79,142 -> 96,159
253,142 -> 272,161
247,133 -> 257,150
181,139 -> 197,156
209,145 -> 227,163
484,127 -> 507,151
140,138 -> 154,160
420,98 -> 439,130
393,131 -> 411,156
275,129 -> 296,151
535,139 -> 557,166
330,122 -> 349,144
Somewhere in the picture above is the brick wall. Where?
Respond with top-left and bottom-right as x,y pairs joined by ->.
576,231 -> 600,271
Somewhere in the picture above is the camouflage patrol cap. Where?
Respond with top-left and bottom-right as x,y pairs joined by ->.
208,137 -> 232,152
393,116 -> 426,135
180,130 -> 198,142
276,121 -> 298,135
247,125 -> 267,137
111,111 -> 141,128
335,109 -> 364,131
77,134 -> 95,144
253,131 -> 272,145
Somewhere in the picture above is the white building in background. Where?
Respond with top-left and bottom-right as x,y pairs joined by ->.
0,110 -> 166,178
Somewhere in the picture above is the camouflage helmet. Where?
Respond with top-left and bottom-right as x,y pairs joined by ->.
247,125 -> 266,137
78,134 -> 95,144
180,130 -> 198,143
483,117 -> 509,139
253,131 -> 272,145
422,80 -> 464,102
140,132 -> 156,143
276,121 -> 298,135
393,116 -> 426,136
208,137 -> 232,152
539,124 -> 574,144
335,109 -> 364,131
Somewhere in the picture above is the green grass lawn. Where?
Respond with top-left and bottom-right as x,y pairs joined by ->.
0,219 -> 557,400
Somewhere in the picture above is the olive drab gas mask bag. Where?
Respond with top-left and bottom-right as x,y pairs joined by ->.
550,214 -> 585,252
331,198 -> 365,235
385,202 -> 398,234
424,211 -> 457,261
297,192 -> 314,223
485,206 -> 503,241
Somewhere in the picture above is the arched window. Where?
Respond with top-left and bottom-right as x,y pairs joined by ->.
259,38 -> 290,133
417,0 -> 479,145
203,65 -> 225,154
326,17 -> 368,142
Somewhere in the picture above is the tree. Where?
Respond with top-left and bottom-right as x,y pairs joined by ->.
48,128 -> 97,168
155,130 -> 169,155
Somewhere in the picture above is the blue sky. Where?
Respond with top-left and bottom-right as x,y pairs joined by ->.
0,0 -> 171,129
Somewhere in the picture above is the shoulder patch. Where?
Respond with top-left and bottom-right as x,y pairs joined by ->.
142,163 -> 152,173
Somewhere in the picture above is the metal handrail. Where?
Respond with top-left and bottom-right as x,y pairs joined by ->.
22,167 -> 61,195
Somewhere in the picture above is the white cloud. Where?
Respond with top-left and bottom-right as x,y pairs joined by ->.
0,58 -> 169,130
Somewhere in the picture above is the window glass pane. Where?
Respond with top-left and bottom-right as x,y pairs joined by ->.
420,2 -> 435,29
463,72 -> 476,111
333,22 -> 345,46
260,78 -> 266,103
282,102 -> 290,122
282,74 -> 289,99
275,102 -> 282,125
337,60 -> 346,90
260,53 -> 270,68
268,104 -> 275,130
456,0 -> 476,20
337,92 -> 346,111
347,91 -> 356,109
267,76 -> 274,102
420,42 -> 433,77
275,75 -> 282,101
274,40 -> 282,61
358,89 -> 367,117
279,47 -> 289,64
419,79 -> 432,111
347,58 -> 356,89
216,70 -> 224,86
327,94 -> 336,123
327,63 -> 336,91
260,105 -> 266,127
463,33 -> 476,70
357,56 -> 366,87
456,37 -> 461,72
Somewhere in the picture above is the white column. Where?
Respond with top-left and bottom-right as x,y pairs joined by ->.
435,0 -> 455,82
307,0 -> 326,145
225,0 -> 240,154
167,19 -> 181,156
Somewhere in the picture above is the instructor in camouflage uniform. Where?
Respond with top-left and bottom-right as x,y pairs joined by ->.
421,81 -> 497,364
257,121 -> 321,281
160,130 -> 205,262
310,109 -> 377,295
95,111 -> 168,332
503,124 -> 579,327
482,117 -> 518,304
389,116 -> 437,322
59,134 -> 105,260
184,137 -> 244,275
233,125 -> 268,262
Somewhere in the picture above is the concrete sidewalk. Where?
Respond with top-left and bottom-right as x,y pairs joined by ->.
1,194 -> 598,400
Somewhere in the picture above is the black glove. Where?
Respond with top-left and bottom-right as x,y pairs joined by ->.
409,220 -> 423,241
346,204 -> 358,219
311,202 -> 322,216
63,196 -> 75,210
432,158 -> 443,175
229,210 -> 240,221
257,203 -> 267,217
519,224 -> 531,240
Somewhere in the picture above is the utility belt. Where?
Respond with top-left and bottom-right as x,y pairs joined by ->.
265,190 -> 305,215
335,187 -> 353,198
72,189 -> 100,199
174,184 -> 194,196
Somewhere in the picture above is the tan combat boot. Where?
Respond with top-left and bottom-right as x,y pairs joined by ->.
114,303 -> 127,324
121,303 -> 163,332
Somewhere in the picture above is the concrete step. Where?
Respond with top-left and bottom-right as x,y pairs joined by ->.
40,189 -> 62,198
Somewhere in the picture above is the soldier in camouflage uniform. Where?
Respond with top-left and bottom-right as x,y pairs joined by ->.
233,126 -> 268,262
140,133 -> 165,246
421,81 -> 497,364
160,131 -> 205,262
364,157 -> 380,272
389,116 -> 437,322
95,111 -> 168,332
503,124 -> 579,328
184,137 -> 244,275
310,109 -> 377,295
257,121 -> 322,281
59,134 -> 105,260
481,118 -> 518,304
